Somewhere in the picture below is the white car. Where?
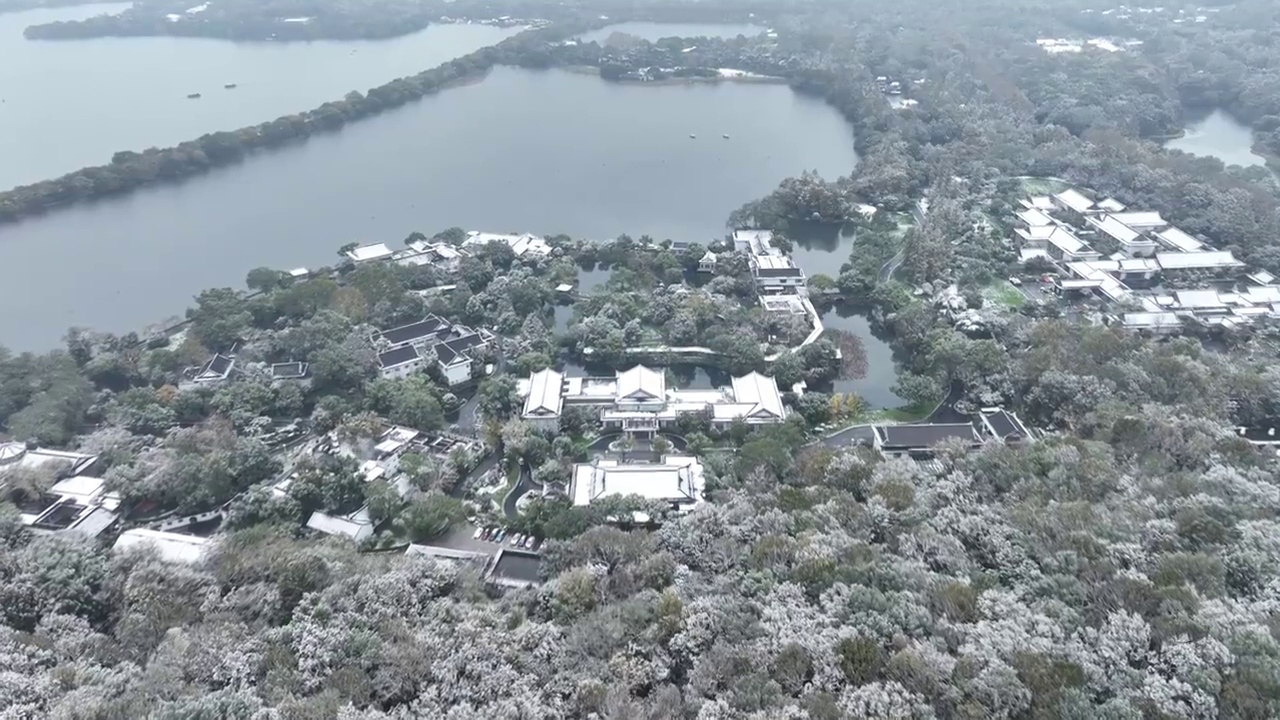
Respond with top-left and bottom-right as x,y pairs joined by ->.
1008,276 -> 1023,286
510,533 -> 524,546
472,527 -> 483,540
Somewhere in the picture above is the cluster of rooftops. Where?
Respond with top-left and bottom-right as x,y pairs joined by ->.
518,365 -> 787,432
1013,188 -> 1275,332
372,314 -> 493,385
0,442 -> 213,562
341,230 -> 552,270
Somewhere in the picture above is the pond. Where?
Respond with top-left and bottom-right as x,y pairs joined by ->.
819,304 -> 905,409
1165,109 -> 1274,173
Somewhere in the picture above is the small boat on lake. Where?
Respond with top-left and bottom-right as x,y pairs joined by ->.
689,133 -> 697,139
224,83 -> 237,89
722,134 -> 730,139
186,93 -> 202,99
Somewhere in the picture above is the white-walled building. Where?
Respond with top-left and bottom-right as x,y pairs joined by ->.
114,528 -> 211,564
732,229 -> 775,254
377,345 -> 426,380
306,507 -> 375,542
462,231 -> 552,258
1086,214 -> 1157,258
570,455 -> 705,512
751,254 -> 807,289
373,315 -> 490,385
345,243 -> 395,263
14,475 -> 120,538
521,368 -> 564,431
517,366 -> 788,435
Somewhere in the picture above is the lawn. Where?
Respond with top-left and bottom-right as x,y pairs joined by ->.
1018,176 -> 1071,196
985,283 -> 1027,308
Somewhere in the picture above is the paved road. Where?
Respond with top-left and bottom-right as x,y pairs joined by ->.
502,465 -> 537,519
879,247 -> 906,282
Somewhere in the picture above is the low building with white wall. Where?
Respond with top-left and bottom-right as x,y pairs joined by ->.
570,454 -> 705,513
518,365 -> 788,435
114,528 -> 211,564
521,368 -> 564,431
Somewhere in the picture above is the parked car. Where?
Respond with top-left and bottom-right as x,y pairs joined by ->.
1008,276 -> 1023,286
472,527 -> 483,540
523,536 -> 536,549
509,533 -> 524,546
493,529 -> 506,543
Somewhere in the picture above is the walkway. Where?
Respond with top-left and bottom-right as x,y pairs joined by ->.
501,465 -> 537,519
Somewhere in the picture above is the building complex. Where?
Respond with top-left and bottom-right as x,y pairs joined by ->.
372,314 -> 493,385
518,365 -> 788,435
1013,188 -> 1271,333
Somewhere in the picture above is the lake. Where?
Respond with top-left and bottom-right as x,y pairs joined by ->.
578,21 -> 765,44
0,4 -> 521,186
0,66 -> 855,349
1165,109 -> 1272,171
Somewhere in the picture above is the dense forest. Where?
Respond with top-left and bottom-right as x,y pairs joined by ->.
6,0 -> 1280,717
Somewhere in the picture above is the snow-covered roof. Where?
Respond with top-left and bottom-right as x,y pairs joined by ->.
306,508 -> 374,541
1107,211 -> 1166,230
48,476 -> 107,504
1048,227 -> 1087,254
1122,312 -> 1182,329
1173,289 -> 1227,309
616,365 -> 664,401
1088,215 -> 1142,244
730,372 -> 785,420
345,243 -> 394,263
1054,188 -> 1094,214
114,529 -> 210,564
1156,251 -> 1242,271
1154,227 -> 1205,253
523,368 -> 564,419
571,455 -> 704,509
1017,208 -> 1054,227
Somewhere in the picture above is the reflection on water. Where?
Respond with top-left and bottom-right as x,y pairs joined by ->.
819,304 -> 904,408
788,222 -> 856,279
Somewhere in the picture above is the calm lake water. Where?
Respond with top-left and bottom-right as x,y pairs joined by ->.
0,4 -> 520,186
579,21 -> 765,43
1165,109 -> 1271,171
0,66 -> 855,349
0,14 -> 903,405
